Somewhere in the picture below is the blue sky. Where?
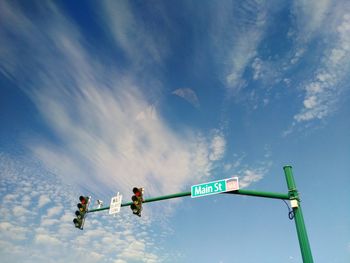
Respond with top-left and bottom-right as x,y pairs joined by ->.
0,0 -> 350,262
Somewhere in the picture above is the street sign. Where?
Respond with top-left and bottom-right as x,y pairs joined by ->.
109,192 -> 122,215
191,177 -> 239,198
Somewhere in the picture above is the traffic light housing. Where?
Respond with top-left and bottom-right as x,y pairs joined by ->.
73,196 -> 90,229
130,187 -> 143,217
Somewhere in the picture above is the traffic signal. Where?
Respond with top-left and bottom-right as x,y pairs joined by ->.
73,196 -> 90,229
130,187 -> 143,217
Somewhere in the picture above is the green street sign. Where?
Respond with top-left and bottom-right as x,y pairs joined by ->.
191,177 -> 239,198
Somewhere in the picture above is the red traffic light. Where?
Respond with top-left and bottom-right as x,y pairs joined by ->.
79,196 -> 88,205
133,187 -> 142,197
73,196 -> 90,230
131,187 -> 143,217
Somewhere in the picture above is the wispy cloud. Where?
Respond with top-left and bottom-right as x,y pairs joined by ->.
251,57 -> 264,80
293,4 -> 350,123
239,168 -> 265,188
283,0 -> 332,70
209,131 -> 226,161
245,1 -> 350,121
172,88 -> 200,108
291,0 -> 332,43
0,1 -> 224,202
224,150 -> 272,188
100,0 -> 168,69
210,0 -> 269,94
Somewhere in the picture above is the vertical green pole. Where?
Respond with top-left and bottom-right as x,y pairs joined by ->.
283,166 -> 314,263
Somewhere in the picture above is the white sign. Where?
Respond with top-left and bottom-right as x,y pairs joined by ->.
109,192 -> 122,215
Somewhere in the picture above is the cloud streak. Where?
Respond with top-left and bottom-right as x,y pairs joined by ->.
100,0 -> 168,69
223,150 -> 272,189
291,0 -> 332,43
0,1 -> 225,202
172,88 -> 200,108
209,0 -> 269,94
293,3 -> 350,123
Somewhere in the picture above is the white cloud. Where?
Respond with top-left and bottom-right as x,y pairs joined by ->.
225,152 -> 272,188
239,169 -> 264,188
21,195 -> 32,207
279,1 -> 350,134
0,2 -> 232,259
210,0 -> 269,93
118,239 -> 159,263
294,10 -> 350,122
12,206 -> 30,217
41,218 -> 60,226
35,234 -> 62,246
0,222 -> 28,240
60,213 -> 73,223
38,195 -> 51,208
225,29 -> 264,92
252,57 -> 263,80
0,1 -> 222,201
0,2 -> 235,261
3,194 -> 19,202
100,0 -> 168,68
292,0 -> 332,42
290,48 -> 305,65
172,88 -> 200,108
209,132 -> 226,161
88,251 -> 104,262
136,105 -> 158,121
0,153 -> 169,263
31,86 -> 214,197
243,0 -> 341,111
46,206 -> 63,218
278,1 -> 349,134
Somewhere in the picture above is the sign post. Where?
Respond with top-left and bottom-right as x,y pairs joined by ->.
191,177 -> 239,198
109,192 -> 122,216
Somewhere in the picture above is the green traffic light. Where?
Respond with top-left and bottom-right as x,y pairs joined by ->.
75,210 -> 83,219
131,188 -> 143,217
73,195 -> 91,230
73,218 -> 82,228
131,196 -> 139,204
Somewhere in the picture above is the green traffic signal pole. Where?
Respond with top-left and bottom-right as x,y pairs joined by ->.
283,166 -> 314,263
87,189 -> 290,213
87,166 -> 313,262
